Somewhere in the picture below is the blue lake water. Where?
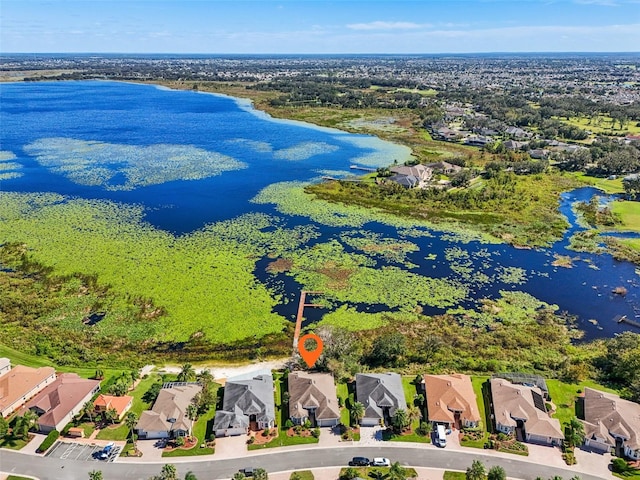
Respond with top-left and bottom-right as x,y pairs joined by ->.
1,80 -> 639,341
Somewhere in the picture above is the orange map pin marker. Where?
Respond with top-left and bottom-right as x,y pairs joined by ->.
298,333 -> 323,368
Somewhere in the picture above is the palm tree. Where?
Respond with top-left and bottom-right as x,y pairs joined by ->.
178,363 -> 196,382
466,460 -> 486,480
196,369 -> 213,387
105,408 -> 118,425
349,401 -> 365,427
564,416 -> 585,448
406,405 -> 422,428
392,409 -> 409,432
124,412 -> 138,451
186,403 -> 198,438
389,462 -> 407,480
88,470 -> 103,480
83,400 -> 94,422
487,466 -> 506,480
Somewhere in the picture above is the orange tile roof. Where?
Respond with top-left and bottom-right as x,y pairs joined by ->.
423,374 -> 481,425
0,365 -> 56,416
93,394 -> 133,417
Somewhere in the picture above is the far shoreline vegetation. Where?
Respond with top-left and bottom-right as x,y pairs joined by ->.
0,59 -> 639,405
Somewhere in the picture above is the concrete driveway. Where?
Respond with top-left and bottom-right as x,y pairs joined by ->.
214,434 -> 249,459
359,426 -> 383,444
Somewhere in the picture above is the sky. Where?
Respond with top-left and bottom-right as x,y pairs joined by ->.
1,0 -> 639,54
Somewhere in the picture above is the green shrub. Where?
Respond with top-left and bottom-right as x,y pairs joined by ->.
612,458 -> 629,473
285,419 -> 294,429
37,430 -> 60,453
312,428 -> 320,438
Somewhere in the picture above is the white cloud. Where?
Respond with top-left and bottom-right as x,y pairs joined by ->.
346,21 -> 429,31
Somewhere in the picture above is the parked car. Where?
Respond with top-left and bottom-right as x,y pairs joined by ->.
98,442 -> 115,460
349,457 -> 370,466
239,468 -> 255,477
371,458 -> 391,467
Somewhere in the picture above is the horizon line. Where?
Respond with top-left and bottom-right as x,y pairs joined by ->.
2,51 -> 640,56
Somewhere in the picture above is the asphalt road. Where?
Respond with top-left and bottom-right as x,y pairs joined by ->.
0,446 -> 607,480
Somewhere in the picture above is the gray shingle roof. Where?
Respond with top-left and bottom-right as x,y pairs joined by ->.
288,371 -> 340,422
356,373 -> 406,420
213,375 -> 275,430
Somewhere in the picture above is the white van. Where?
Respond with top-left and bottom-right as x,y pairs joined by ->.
436,424 -> 447,447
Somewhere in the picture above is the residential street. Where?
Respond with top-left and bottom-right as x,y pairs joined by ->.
0,444 -> 611,480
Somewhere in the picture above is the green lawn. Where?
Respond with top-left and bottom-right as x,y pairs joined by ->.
401,376 -> 419,408
290,471 -> 314,480
0,433 -> 32,451
7,476 -> 35,480
557,115 -> 640,136
339,466 -> 418,478
336,382 -> 352,426
573,172 -> 625,194
611,200 -> 640,232
96,374 -> 162,441
383,429 -> 431,443
546,379 -> 619,428
443,472 -> 466,480
614,468 -> 640,480
458,376 -> 490,448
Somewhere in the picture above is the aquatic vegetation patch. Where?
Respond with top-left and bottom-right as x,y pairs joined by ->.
339,231 -> 419,266
552,254 -> 576,268
284,240 -> 467,310
496,266 -> 528,285
447,290 -> 558,328
227,138 -> 273,153
0,152 -> 23,179
317,305 -> 422,331
0,151 -> 17,161
273,141 -> 339,161
0,192 -> 286,344
24,138 -> 246,191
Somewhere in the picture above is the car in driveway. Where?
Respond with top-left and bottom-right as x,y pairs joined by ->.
349,457 -> 370,466
371,457 -> 391,467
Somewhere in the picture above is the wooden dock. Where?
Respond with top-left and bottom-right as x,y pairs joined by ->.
615,315 -> 640,329
350,165 -> 376,172
293,290 -> 324,349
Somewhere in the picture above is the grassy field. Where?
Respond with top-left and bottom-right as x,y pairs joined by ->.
557,115 -> 640,136
443,472 -> 466,480
572,172 -> 625,194
611,200 -> 640,232
339,466 -> 418,478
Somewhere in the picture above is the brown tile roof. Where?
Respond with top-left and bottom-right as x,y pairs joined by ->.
583,388 -> 640,451
288,371 -> 340,422
136,384 -> 201,434
0,365 -> 56,416
423,374 -> 480,425
24,373 -> 100,430
93,394 -> 133,418
490,378 -> 563,440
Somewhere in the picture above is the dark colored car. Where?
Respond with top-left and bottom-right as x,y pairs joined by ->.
240,468 -> 255,477
349,457 -> 370,466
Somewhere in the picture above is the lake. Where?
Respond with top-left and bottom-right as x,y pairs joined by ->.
1,80 -> 638,341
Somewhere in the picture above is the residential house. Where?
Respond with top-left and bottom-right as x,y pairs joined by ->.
0,363 -> 57,418
425,161 -> 463,175
356,373 -> 406,427
582,388 -> 640,460
505,126 -> 530,138
23,373 -> 100,433
213,374 -> 275,437
389,164 -> 433,189
288,371 -> 340,427
388,174 -> 419,189
93,394 -> 133,421
0,358 -> 10,377
435,127 -> 462,142
464,135 -> 494,147
503,140 -> 529,151
423,374 -> 481,430
528,149 -> 550,160
490,378 -> 563,446
136,383 -> 201,439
